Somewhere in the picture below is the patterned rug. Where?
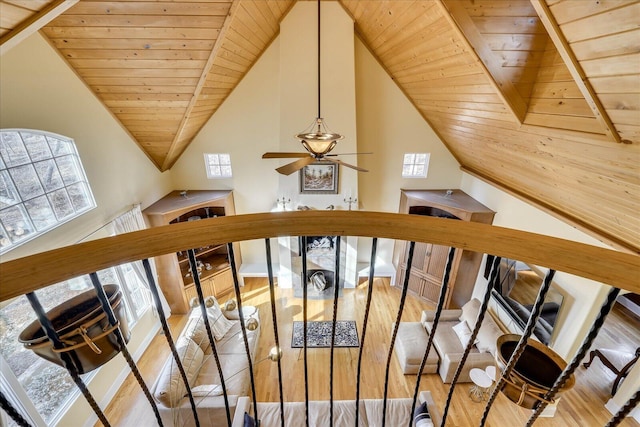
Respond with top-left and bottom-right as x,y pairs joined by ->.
291,321 -> 359,348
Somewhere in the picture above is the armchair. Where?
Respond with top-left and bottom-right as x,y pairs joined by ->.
583,347 -> 640,395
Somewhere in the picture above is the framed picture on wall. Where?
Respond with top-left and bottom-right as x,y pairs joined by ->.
299,161 -> 339,194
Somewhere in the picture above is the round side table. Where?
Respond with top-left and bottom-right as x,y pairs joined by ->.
469,368 -> 493,402
485,365 -> 497,381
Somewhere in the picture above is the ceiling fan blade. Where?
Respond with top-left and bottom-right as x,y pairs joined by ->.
262,152 -> 309,159
325,152 -> 373,156
276,156 -> 316,175
332,159 -> 369,172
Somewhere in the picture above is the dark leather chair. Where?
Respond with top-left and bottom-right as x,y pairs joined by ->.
583,346 -> 640,395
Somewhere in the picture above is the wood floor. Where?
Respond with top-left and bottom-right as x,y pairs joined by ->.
98,278 -> 640,426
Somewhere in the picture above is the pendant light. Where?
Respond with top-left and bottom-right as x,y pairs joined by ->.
296,0 -> 344,157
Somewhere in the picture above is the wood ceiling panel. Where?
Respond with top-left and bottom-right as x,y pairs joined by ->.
37,0 -> 296,170
0,2 -> 33,30
554,2 -> 639,42
48,38 -> 216,50
548,0 -> 637,24
41,0 -> 231,169
550,0 -> 640,144
456,0 -> 549,103
524,44 -> 602,135
0,0 -> 77,53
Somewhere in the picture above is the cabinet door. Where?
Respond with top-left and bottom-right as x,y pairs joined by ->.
183,277 -> 217,306
212,269 -> 234,297
421,278 -> 445,304
397,266 -> 424,295
406,242 -> 429,271
424,244 -> 450,282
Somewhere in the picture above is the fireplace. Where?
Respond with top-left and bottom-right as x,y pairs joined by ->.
301,236 -> 337,262
277,234 -> 358,290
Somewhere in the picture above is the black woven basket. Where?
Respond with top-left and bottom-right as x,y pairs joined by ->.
496,334 -> 574,409
19,284 -> 130,374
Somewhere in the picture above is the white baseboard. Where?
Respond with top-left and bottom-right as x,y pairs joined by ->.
606,398 -> 640,422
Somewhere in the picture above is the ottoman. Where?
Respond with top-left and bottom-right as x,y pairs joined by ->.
394,322 -> 439,375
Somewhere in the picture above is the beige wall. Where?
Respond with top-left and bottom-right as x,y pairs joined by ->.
0,33 -> 172,262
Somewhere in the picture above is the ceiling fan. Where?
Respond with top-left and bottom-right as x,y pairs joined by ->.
262,0 -> 370,176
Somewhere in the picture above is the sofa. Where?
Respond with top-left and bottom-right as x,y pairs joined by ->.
151,297 -> 260,427
231,391 -> 441,427
394,298 -> 503,383
421,298 -> 503,383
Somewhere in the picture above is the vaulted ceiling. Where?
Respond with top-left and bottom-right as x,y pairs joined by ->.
1,0 -> 638,253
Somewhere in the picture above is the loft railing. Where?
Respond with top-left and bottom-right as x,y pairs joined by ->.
0,211 -> 638,427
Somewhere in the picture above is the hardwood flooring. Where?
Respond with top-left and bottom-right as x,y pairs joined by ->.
98,278 -> 639,426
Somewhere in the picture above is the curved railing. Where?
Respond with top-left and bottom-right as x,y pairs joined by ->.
1,211 -> 638,427
2,211 -> 638,299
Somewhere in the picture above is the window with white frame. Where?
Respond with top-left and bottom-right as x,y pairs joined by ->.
0,129 -> 95,254
204,153 -> 232,179
402,153 -> 430,178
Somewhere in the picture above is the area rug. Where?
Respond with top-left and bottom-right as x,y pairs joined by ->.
291,321 -> 359,348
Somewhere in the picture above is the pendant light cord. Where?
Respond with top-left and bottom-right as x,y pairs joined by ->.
317,0 -> 321,120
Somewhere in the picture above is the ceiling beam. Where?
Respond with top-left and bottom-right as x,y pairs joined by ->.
162,0 -> 240,171
437,0 -> 528,124
529,0 -> 623,144
0,0 -> 79,56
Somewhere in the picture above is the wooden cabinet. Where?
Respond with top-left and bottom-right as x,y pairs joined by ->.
143,190 -> 241,314
392,190 -> 495,309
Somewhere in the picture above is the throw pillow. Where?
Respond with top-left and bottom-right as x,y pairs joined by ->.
476,321 -> 502,355
413,401 -> 433,427
154,338 -> 204,407
452,320 -> 474,349
206,303 -> 236,340
244,412 -> 256,427
459,298 -> 481,328
182,316 -> 210,351
189,384 -> 223,397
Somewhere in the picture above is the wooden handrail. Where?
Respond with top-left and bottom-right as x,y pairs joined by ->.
1,211 -> 638,302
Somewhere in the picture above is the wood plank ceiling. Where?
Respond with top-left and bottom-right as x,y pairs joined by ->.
1,0 -> 638,253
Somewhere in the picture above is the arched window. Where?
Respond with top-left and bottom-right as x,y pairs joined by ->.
0,129 -> 95,253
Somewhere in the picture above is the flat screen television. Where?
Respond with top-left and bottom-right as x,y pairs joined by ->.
489,258 -> 564,345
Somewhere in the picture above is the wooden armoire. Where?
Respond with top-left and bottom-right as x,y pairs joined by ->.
143,190 -> 241,314
392,189 -> 495,309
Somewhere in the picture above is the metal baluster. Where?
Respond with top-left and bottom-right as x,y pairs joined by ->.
383,241 -> 416,427
0,391 -> 32,427
605,389 -> 640,427
265,238 -> 285,427
89,273 -> 164,426
25,292 -> 111,426
227,243 -> 259,424
329,236 -> 342,426
187,249 -> 232,427
440,255 -> 501,426
409,246 -> 457,427
526,286 -> 621,426
142,259 -> 199,427
301,236 -> 310,427
355,237 -> 378,427
479,269 -> 556,426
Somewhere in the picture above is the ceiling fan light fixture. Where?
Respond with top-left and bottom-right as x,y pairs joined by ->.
296,117 -> 344,156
